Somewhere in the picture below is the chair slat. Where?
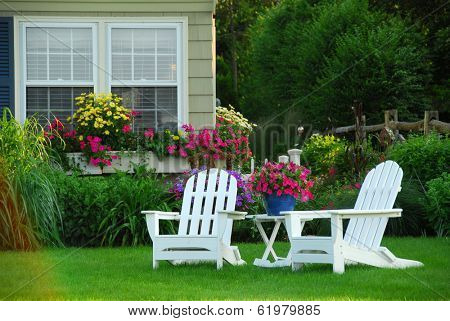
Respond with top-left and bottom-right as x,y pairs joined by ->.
344,169 -> 375,242
178,175 -> 196,236
188,171 -> 208,235
222,173 -> 238,245
370,166 -> 403,248
211,171 -> 232,236
200,169 -> 219,236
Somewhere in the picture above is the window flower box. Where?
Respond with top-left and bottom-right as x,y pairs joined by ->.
65,151 -> 225,175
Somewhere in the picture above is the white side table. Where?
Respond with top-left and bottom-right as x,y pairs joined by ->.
247,214 -> 307,268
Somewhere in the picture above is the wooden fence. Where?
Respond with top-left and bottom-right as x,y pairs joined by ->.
329,108 -> 449,138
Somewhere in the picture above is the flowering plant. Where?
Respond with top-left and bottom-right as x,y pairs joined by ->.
69,93 -> 133,149
216,105 -> 255,166
248,162 -> 314,202
80,135 -> 118,168
44,117 -> 79,152
169,167 -> 255,211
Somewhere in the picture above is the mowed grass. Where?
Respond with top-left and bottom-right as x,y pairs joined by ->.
0,237 -> 448,300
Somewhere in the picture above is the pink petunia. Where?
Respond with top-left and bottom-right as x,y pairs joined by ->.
122,125 -> 132,134
179,147 -> 188,158
167,145 -> 177,155
144,128 -> 154,139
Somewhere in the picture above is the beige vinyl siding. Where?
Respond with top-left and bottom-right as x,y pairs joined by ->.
0,0 -> 216,127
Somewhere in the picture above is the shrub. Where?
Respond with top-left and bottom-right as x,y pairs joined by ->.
424,173 -> 449,237
50,168 -> 179,247
301,134 -> 347,177
387,133 -> 449,182
242,0 -> 431,127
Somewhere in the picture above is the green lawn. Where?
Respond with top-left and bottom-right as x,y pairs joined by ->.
0,237 -> 448,300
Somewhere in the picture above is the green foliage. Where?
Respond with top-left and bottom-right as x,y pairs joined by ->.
49,168 -> 179,247
387,133 -> 449,182
297,183 -> 360,235
242,0 -> 432,127
216,0 -> 278,106
386,179 -> 428,236
0,109 -> 62,250
302,134 -> 347,176
424,173 -> 449,237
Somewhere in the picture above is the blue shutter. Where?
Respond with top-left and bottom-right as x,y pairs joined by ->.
0,17 -> 14,116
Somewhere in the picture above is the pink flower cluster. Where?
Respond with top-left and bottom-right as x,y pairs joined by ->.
248,162 -> 314,202
165,123 -> 252,162
81,135 -> 118,168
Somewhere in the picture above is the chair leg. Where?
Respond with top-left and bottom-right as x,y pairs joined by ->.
333,253 -> 345,274
153,259 -> 159,269
217,257 -> 224,270
292,262 -> 302,272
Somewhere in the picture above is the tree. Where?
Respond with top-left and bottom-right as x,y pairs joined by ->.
241,0 -> 432,128
215,0 -> 279,106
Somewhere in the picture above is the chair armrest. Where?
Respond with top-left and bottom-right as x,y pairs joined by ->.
141,210 -> 180,220
329,209 -> 402,219
217,210 -> 247,220
282,210 -> 332,219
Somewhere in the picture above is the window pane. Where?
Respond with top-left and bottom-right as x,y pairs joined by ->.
72,29 -> 93,81
26,27 -> 93,82
110,28 -> 177,82
26,87 -> 93,126
111,87 -> 177,132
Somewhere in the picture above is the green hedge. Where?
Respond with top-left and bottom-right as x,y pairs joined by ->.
49,169 -> 179,247
387,133 -> 449,183
424,173 -> 449,237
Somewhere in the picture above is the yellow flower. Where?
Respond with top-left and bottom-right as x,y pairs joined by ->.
67,116 -> 71,122
104,130 -> 110,135
110,102 -> 116,107
107,111 -> 112,116
78,135 -> 83,141
172,135 -> 180,141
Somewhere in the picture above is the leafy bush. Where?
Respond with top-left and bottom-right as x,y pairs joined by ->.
301,134 -> 347,177
50,168 -> 179,247
387,133 -> 449,182
242,0 -> 431,127
424,173 -> 449,237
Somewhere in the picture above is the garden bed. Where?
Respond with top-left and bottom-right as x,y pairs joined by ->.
66,151 -> 226,174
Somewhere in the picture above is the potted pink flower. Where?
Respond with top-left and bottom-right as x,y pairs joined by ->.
248,161 -> 314,216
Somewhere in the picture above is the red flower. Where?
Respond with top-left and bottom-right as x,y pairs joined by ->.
144,128 -> 154,139
122,125 -> 131,134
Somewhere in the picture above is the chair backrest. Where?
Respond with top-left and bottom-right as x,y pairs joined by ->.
178,169 -> 238,238
344,161 -> 403,250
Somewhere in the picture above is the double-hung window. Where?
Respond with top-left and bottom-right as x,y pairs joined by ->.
22,23 -> 96,125
108,24 -> 181,132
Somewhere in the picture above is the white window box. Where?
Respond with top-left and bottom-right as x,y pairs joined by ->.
65,151 -> 225,175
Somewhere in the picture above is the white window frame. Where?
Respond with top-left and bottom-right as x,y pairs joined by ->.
19,22 -> 98,122
106,22 -> 185,129
15,17 -> 189,126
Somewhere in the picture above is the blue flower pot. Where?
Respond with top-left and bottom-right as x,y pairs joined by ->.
263,194 -> 296,216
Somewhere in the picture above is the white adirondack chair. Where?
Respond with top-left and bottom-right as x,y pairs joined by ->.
284,160 -> 423,273
142,169 -> 247,269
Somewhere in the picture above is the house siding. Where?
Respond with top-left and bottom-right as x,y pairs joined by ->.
0,0 -> 216,128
